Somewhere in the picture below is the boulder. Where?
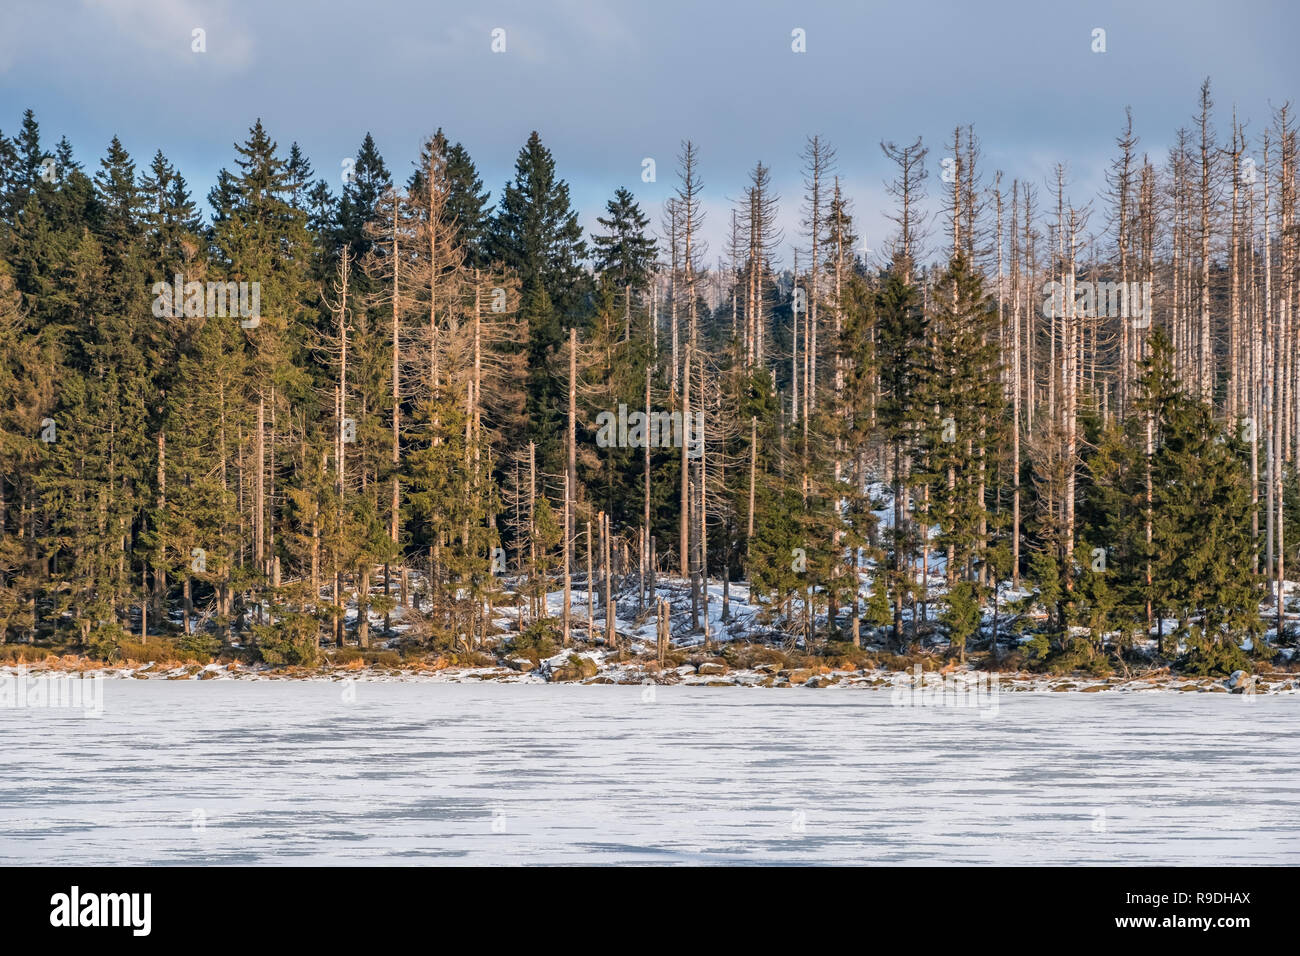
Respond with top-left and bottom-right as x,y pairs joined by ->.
1226,669 -> 1255,693
549,655 -> 599,682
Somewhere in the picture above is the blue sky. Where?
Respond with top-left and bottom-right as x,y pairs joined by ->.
2,0 -> 1294,267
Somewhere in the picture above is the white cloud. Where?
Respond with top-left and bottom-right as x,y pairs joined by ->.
80,0 -> 254,69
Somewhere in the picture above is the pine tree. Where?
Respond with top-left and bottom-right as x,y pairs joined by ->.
447,140 -> 492,270
209,120 -> 317,639
922,253 -> 1003,584
941,580 -> 980,662
0,262 -> 53,642
592,187 -> 657,337
488,131 -> 588,312
488,132 -> 589,473
875,261 -> 928,647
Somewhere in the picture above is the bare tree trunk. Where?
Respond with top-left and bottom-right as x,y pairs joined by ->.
568,326 -> 577,582
586,519 -> 594,639
1011,181 -> 1022,586
643,364 -> 651,611
747,415 -> 757,544
604,512 -> 615,649
562,473 -> 571,646
1197,79 -> 1216,403
390,195 -> 403,608
680,342 -> 691,580
528,442 -> 537,622
699,397 -> 710,652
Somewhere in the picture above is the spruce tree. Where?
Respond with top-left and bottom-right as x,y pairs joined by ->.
592,187 -> 657,336
875,259 -> 928,646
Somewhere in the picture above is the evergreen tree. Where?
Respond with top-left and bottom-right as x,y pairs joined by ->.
0,263 -> 53,642
875,259 -> 928,646
488,131 -> 588,312
447,140 -> 492,269
488,133 -> 589,469
921,253 -> 1003,584
592,187 -> 657,333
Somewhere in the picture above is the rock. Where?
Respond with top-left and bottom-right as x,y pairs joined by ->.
549,655 -> 599,682
1226,670 -> 1254,693
505,657 -> 535,672
783,668 -> 815,684
697,662 -> 728,676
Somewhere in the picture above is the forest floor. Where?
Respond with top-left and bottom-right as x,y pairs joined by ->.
7,654 -> 1296,695
5,571 -> 1298,694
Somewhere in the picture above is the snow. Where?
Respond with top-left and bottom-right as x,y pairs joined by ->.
2,680 -> 1297,864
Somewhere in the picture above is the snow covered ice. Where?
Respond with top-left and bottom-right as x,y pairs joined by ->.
2,680 -> 1298,865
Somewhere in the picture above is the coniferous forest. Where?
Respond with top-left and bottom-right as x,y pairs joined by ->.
0,81 -> 1297,680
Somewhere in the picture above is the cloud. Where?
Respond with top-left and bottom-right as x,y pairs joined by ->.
80,0 -> 254,69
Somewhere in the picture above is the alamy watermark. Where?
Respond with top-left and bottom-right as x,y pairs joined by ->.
890,664 -> 999,716
49,886 -> 150,936
1042,278 -> 1151,328
151,275 -> 261,327
0,666 -> 103,717
595,404 -> 704,459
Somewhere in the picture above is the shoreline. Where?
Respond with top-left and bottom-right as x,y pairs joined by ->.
3,655 -> 1296,694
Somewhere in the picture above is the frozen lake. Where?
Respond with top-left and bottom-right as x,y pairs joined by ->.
2,679 -> 1298,865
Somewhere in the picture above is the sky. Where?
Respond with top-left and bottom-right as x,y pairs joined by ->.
1,0 -> 1295,269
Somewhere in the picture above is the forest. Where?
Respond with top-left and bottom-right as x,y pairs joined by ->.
0,77 -> 1296,678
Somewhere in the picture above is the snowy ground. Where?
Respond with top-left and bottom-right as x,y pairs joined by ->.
2,680 -> 1297,865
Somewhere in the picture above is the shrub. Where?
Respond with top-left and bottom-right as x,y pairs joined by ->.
874,651 -> 938,673
975,647 -> 1024,672
179,631 -> 222,660
85,622 -> 132,662
1047,636 -> 1112,677
254,613 -> 321,667
398,612 -> 463,653
446,650 -> 497,668
0,645 -> 58,664
941,582 -> 982,660
721,643 -> 788,670
510,620 -> 559,663
821,641 -> 875,669
1176,636 -> 1253,677
1021,632 -> 1051,667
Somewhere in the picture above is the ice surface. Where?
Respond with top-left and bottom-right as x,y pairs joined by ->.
2,680 -> 1297,865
